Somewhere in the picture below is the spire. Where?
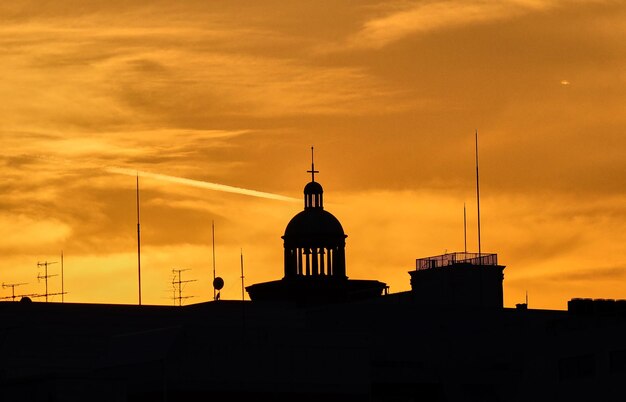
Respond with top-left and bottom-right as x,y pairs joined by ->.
303,146 -> 323,209
307,146 -> 319,182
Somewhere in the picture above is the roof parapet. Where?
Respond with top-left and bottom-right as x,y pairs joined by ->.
415,252 -> 498,271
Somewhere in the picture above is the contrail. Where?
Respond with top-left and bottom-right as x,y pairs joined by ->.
106,167 -> 299,202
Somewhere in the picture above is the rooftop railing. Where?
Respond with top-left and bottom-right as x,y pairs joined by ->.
415,252 -> 498,271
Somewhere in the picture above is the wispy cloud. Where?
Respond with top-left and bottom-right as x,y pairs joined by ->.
106,167 -> 299,202
341,0 -> 567,50
0,214 -> 71,253
0,16 -> 402,131
557,265 -> 626,282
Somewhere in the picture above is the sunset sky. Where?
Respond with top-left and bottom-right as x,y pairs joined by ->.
1,0 -> 624,309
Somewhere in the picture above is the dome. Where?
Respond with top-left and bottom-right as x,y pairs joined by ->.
284,209 -> 345,239
281,149 -> 347,280
303,180 -> 324,210
304,181 -> 323,195
248,149 -> 388,302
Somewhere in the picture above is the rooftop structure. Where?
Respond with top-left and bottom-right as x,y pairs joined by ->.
246,148 -> 387,304
415,252 -> 498,270
410,251 -> 505,309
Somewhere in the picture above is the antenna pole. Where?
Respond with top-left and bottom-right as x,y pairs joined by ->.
45,262 -> 48,302
178,270 -> 182,306
61,250 -> 64,303
463,203 -> 467,254
475,130 -> 482,260
212,220 -> 216,301
137,173 -> 142,306
240,249 -> 245,301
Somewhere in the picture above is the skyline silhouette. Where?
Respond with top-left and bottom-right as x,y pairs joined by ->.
2,163 -> 625,401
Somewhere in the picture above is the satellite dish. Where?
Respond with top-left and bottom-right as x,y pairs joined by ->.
213,277 -> 224,291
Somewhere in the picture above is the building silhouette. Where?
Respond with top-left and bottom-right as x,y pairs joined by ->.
247,158 -> 387,304
1,158 -> 626,402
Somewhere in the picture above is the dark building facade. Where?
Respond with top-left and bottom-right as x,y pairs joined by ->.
409,252 -> 505,309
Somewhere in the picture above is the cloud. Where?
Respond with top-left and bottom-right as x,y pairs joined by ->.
106,167 -> 299,202
0,214 -> 71,253
1,128 -> 250,174
107,53 -> 404,121
0,13 -> 404,134
339,0 -> 604,50
556,266 -> 626,282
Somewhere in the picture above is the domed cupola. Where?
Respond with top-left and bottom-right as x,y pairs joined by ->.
282,147 -> 347,279
245,147 -> 387,305
304,181 -> 323,209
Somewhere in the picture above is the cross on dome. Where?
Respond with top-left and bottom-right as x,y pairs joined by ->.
307,146 -> 319,182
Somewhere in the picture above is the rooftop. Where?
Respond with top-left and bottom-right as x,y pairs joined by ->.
415,252 -> 498,270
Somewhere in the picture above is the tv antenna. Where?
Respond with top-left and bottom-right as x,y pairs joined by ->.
37,261 -> 59,302
171,268 -> 197,306
2,282 -> 27,302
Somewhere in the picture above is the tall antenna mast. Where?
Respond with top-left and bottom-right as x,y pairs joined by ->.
212,220 -> 216,301
240,249 -> 245,301
463,203 -> 467,254
475,129 -> 482,259
137,172 -> 142,306
61,250 -> 65,303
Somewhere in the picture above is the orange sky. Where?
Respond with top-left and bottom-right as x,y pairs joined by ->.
1,1 -> 625,309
